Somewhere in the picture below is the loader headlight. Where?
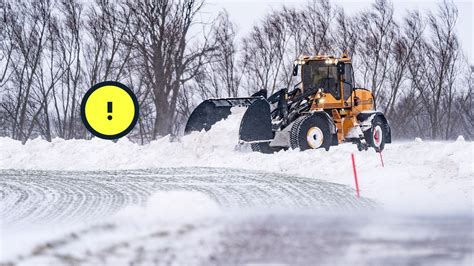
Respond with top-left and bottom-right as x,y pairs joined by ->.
294,59 -> 306,65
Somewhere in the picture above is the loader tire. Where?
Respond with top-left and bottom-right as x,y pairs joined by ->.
251,142 -> 277,154
364,116 -> 387,152
290,115 -> 332,151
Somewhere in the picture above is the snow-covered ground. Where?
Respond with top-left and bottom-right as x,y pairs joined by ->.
0,111 -> 473,265
1,110 -> 472,213
0,168 -> 374,264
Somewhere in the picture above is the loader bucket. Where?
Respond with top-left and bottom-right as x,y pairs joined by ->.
239,98 -> 273,142
184,97 -> 274,143
184,97 -> 262,134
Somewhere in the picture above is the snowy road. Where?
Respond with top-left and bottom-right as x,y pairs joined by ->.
0,168 -> 371,226
209,214 -> 473,266
1,168 -> 472,265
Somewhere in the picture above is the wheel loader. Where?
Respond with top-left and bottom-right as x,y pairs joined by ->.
185,54 -> 391,153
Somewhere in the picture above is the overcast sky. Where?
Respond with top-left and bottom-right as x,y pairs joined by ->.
203,0 -> 473,65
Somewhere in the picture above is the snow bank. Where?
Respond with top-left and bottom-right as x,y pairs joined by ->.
0,110 -> 472,213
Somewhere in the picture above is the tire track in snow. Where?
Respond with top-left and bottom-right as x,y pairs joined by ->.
0,168 -> 374,226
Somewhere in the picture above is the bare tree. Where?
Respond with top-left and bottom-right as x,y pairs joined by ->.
357,0 -> 397,105
241,0 -> 338,95
383,10 -> 424,118
32,6 -> 64,141
1,0 -> 53,143
334,7 -> 359,58
242,10 -> 290,94
84,0 -> 133,86
49,0 -> 85,140
409,0 -> 460,139
0,0 -> 470,142
0,1 -> 12,87
125,0 -> 216,138
454,66 -> 472,139
303,0 -> 335,55
192,10 -> 242,99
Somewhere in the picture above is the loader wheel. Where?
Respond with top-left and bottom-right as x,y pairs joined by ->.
364,116 -> 387,152
251,142 -> 279,154
290,115 -> 332,151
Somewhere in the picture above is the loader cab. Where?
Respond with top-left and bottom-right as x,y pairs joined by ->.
301,60 -> 340,99
296,56 -> 355,102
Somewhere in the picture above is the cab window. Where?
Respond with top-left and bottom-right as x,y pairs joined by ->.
343,64 -> 353,100
302,60 -> 340,100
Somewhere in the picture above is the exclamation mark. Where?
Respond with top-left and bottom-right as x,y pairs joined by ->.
107,102 -> 113,120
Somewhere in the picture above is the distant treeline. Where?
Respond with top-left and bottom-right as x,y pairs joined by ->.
0,0 -> 472,143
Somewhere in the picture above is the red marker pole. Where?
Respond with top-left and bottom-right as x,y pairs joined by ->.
379,152 -> 384,167
351,153 -> 360,198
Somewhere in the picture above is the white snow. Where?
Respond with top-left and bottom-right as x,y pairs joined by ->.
114,190 -> 221,224
60,191 -> 221,265
0,110 -> 473,264
1,191 -> 222,265
0,110 -> 472,214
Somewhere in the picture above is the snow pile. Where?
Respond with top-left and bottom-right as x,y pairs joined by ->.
1,191 -> 222,265
179,107 -> 247,153
70,190 -> 221,265
114,190 -> 221,224
0,109 -> 472,213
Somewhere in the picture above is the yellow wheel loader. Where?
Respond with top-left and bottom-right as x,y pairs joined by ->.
185,54 -> 391,153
